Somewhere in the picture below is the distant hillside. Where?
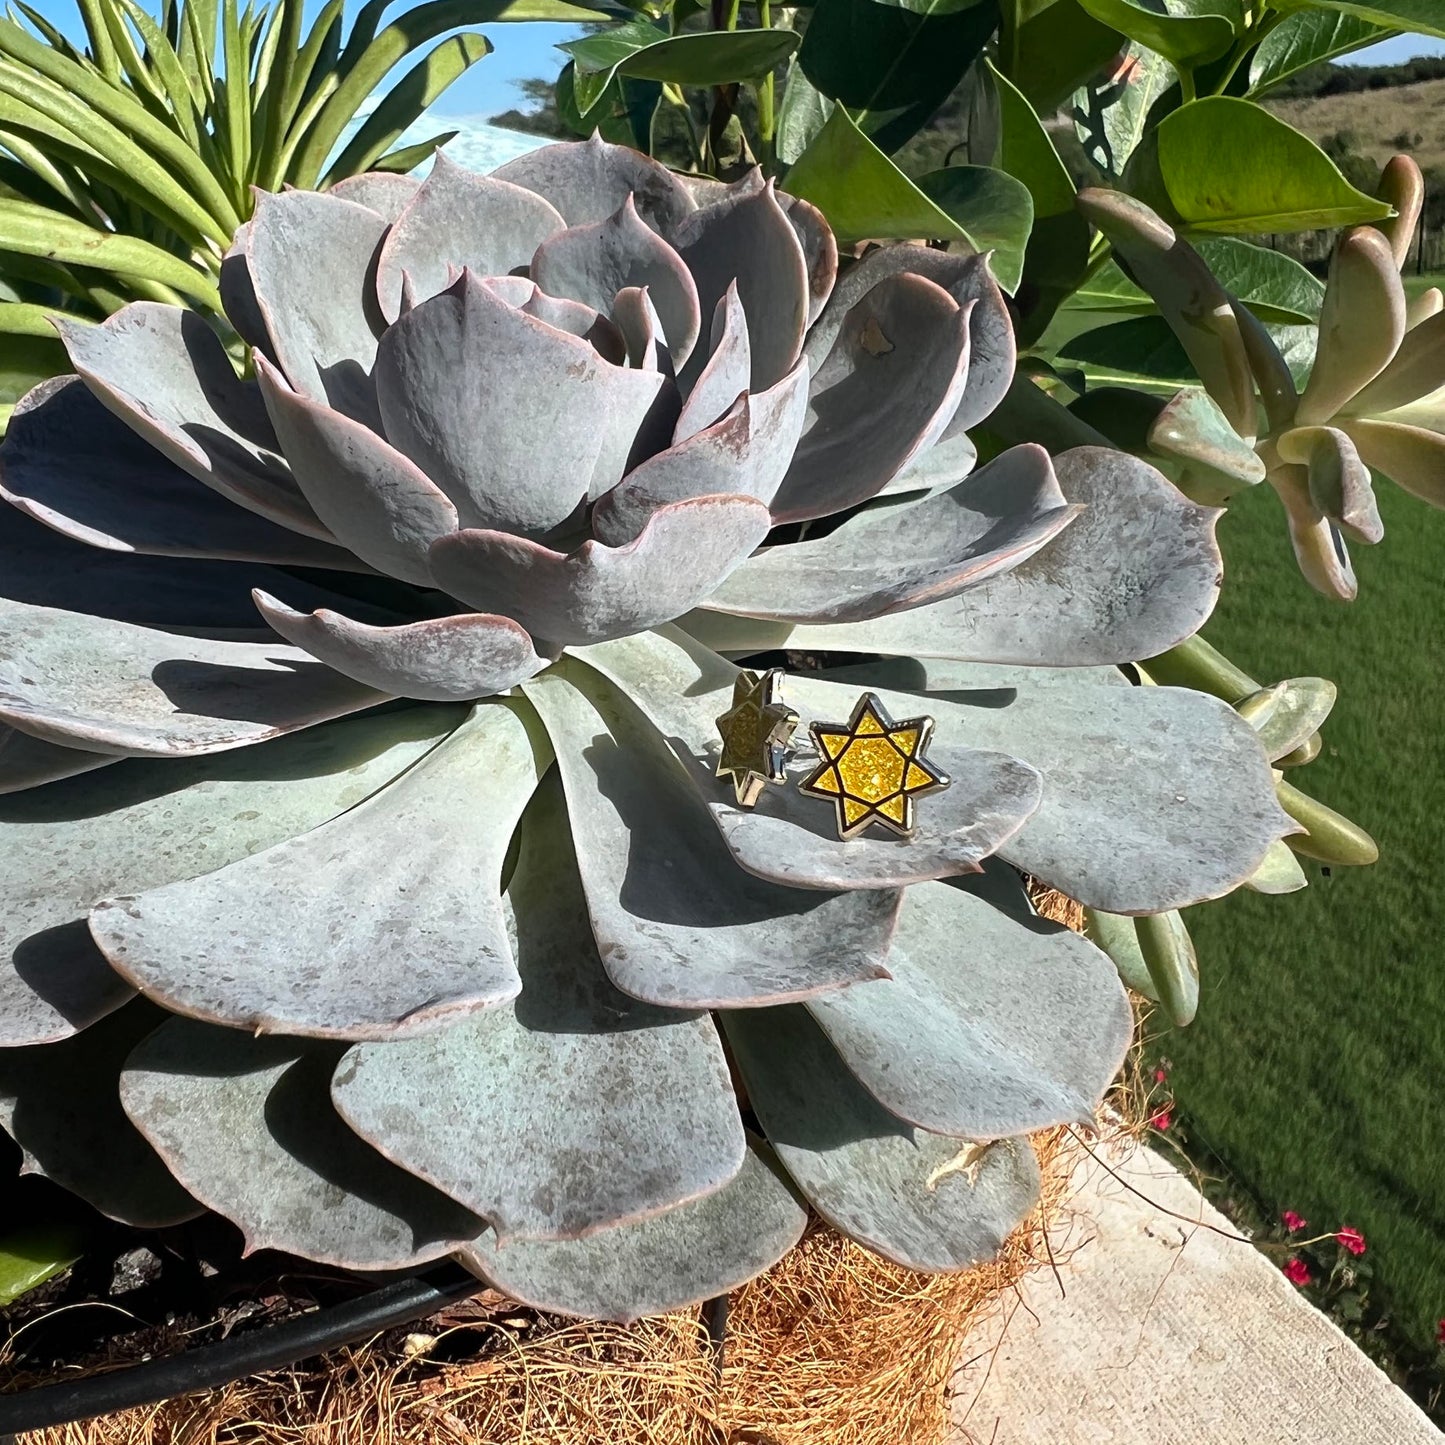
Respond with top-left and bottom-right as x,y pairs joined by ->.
1266,76 -> 1445,178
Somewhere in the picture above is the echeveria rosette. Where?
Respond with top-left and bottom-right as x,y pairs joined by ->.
1079,156 -> 1445,603
0,137 -> 1290,1321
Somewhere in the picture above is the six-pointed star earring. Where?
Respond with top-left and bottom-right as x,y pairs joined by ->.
796,692 -> 950,841
715,668 -> 801,807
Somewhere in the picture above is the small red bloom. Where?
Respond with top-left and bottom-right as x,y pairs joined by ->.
1436,1319 -> 1445,1347
1283,1257 -> 1312,1287
1337,1227 -> 1366,1256
1148,1107 -> 1172,1131
1153,1067 -> 1169,1083
1282,1210 -> 1308,1233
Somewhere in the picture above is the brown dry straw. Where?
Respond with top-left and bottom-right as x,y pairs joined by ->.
5,889 -> 1105,1445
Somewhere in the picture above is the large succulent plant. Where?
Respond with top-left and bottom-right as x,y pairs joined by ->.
0,137 -> 1290,1320
1077,157 -> 1445,602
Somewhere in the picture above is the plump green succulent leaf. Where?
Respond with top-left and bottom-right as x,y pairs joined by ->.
708,444 -> 1080,623
0,999 -> 200,1227
458,1145 -> 806,1323
797,0 -> 999,155
332,771 -> 746,1242
1243,838 -> 1310,895
690,447 -> 1224,667
1277,778 -> 1380,867
725,1005 -> 1042,1272
1247,9 -> 1392,95
1343,418 -> 1445,507
89,703 -> 547,1040
806,867 -> 1132,1137
1135,909 -> 1198,1027
0,1223 -> 84,1307
575,628 -> 1045,894
120,1020 -> 483,1268
1147,387 -> 1266,494
1076,0 -> 1239,66
913,167 -> 1034,295
1149,98 -> 1394,234
1346,308 -> 1445,417
525,662 -> 904,1002
0,704 -> 461,1046
1083,907 -> 1159,1000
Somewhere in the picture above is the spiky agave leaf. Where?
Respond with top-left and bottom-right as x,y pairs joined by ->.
0,136 -> 1290,1308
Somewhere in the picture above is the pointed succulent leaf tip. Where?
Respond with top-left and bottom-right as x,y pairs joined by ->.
517,288 -> 629,366
1271,464 -> 1359,600
0,377 -> 355,569
1235,677 -> 1337,763
610,285 -> 673,374
0,725 -> 114,796
805,245 -> 1014,437
1245,839 -> 1309,895
1376,154 -> 1424,273
246,188 -> 389,422
817,657 -> 1296,914
670,176 -> 809,394
530,194 -> 701,369
707,443 -> 1079,624
254,352 -> 457,587
1230,299 -> 1299,434
1406,286 -> 1444,329
1276,426 -> 1383,544
252,593 -> 546,702
0,1000 -> 200,1228
0,707 -> 457,1045
375,272 -> 664,538
1076,189 -> 1256,439
458,1145 -> 806,1324
1147,388 -> 1266,499
491,131 -> 696,233
54,306 -> 329,541
523,664 -> 901,1006
593,366 -> 810,547
373,152 -> 566,324
1347,308 -> 1445,417
806,868 -> 1133,1139
327,170 -> 421,223
1298,227 -> 1407,428
572,629 -> 1043,892
771,273 -> 973,525
774,190 -> 838,328
91,703 -> 547,1040
723,1007 -> 1041,1273
428,495 -> 772,648
674,282 -> 751,443
1339,418 -> 1445,508
332,772 -> 746,1241
119,1021 -> 483,1269
699,448 -> 1223,667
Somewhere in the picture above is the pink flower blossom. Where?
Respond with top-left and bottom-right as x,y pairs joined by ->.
1337,1226 -> 1366,1256
1282,1258 -> 1312,1287
1281,1210 -> 1308,1233
1153,1067 -> 1169,1083
1436,1319 -> 1445,1347
1148,1107 -> 1172,1131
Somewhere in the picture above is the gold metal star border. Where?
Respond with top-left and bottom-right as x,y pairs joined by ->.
797,692 -> 950,841
715,668 -> 800,807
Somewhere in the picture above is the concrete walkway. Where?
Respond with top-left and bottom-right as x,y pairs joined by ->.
950,1138 -> 1443,1445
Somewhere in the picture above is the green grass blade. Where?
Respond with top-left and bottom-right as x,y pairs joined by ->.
74,0 -> 121,81
220,0 -> 251,199
324,31 -> 490,184
0,197 -> 220,305
116,0 -> 203,148
178,0 -> 218,105
251,0 -> 300,187
0,16 -> 240,235
11,1 -> 89,62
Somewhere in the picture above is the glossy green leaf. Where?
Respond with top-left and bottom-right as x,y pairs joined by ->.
0,1222 -> 85,1306
1077,0 -> 1240,66
1301,2 -> 1445,40
1154,97 -> 1394,233
1003,0 -> 1124,113
988,58 -> 1073,216
784,105 -> 967,244
915,166 -> 1034,293
1073,40 -> 1174,180
371,129 -> 458,174
1247,10 -> 1393,95
0,201 -> 220,307
325,32 -> 492,183
562,20 -> 798,116
115,0 -> 203,150
1058,315 -> 1195,388
775,56 -> 833,166
798,0 -> 999,154
556,61 -> 659,151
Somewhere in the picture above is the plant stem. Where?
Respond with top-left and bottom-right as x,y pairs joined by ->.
756,0 -> 775,170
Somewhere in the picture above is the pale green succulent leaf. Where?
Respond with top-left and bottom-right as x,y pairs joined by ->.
1083,907 -> 1160,1000
1278,778 -> 1380,867
1344,417 -> 1445,507
1135,909 -> 1198,1027
1243,838 -> 1310,895
1235,676 -> 1337,762
1147,387 -> 1266,493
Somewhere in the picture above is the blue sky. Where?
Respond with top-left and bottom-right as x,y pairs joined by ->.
18,3 -> 1445,119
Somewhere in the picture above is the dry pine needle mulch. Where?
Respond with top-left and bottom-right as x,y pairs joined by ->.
7,892 -> 1110,1445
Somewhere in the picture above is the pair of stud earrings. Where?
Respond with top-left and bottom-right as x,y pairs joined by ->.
714,668 -> 950,842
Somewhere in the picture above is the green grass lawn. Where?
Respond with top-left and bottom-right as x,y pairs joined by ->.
1166,478 -> 1445,1355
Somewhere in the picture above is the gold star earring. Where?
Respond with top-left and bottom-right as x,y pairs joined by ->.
797,692 -> 950,840
715,668 -> 800,807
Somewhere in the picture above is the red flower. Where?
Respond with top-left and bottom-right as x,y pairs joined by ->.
1148,1107 -> 1172,1131
1337,1227 -> 1366,1256
1436,1319 -> 1445,1347
1281,1210 -> 1308,1233
1153,1067 -> 1169,1083
1283,1258 -> 1312,1287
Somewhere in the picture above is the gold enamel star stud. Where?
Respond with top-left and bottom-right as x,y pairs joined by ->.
715,668 -> 800,807
797,692 -> 950,840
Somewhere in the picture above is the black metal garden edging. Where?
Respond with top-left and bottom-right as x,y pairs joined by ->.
0,1263 -> 484,1436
